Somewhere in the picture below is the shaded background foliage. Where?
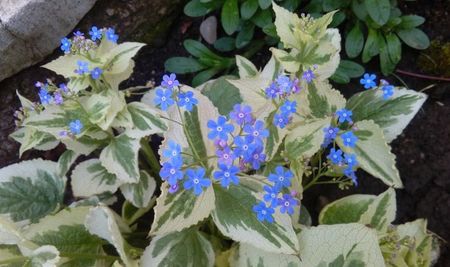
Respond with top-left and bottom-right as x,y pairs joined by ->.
0,0 -> 448,265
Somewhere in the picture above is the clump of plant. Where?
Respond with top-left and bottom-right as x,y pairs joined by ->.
0,5 -> 439,267
305,0 -> 430,79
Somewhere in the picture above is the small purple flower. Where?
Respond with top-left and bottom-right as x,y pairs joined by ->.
291,78 -> 301,94
336,108 -> 353,124
38,89 -> 53,105
106,28 -> 119,43
54,91 -> 63,105
229,104 -> 253,125
91,67 -> 103,80
207,116 -> 235,141
89,26 -> 102,41
168,183 -> 179,194
244,120 -> 269,144
382,85 -> 394,100
60,37 -> 71,53
276,75 -> 292,93
177,91 -> 198,111
160,160 -> 183,186
59,130 -> 68,137
59,83 -> 69,93
216,146 -> 235,166
161,73 -> 180,89
35,81 -> 43,88
268,166 -> 293,190
327,148 -> 343,165
323,126 -> 339,140
302,69 -> 315,83
360,73 -> 377,89
184,168 -> 211,196
213,164 -> 240,187
273,113 -> 290,129
263,185 -> 279,208
69,120 -> 83,135
280,100 -> 297,116
278,194 -> 298,215
344,153 -> 358,168
75,61 -> 89,75
265,82 -> 280,99
249,146 -> 266,170
214,139 -> 228,149
253,201 -> 274,223
154,88 -> 175,111
341,131 -> 358,148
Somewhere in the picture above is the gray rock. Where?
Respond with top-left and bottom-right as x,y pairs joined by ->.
0,0 -> 97,82
200,16 -> 217,45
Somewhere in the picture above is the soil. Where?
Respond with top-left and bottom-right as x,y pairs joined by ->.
0,0 -> 449,265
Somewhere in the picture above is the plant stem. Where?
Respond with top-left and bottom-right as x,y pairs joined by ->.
140,138 -> 161,175
396,69 -> 450,82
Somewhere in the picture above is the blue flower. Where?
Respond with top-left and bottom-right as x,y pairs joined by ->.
160,160 -> 183,186
59,83 -> 69,93
253,201 -> 274,223
161,73 -> 180,89
73,31 -> 84,37
89,26 -> 102,41
302,69 -> 315,83
177,91 -> 198,111
207,116 -> 234,140
360,73 -> 377,89
233,136 -> 255,160
244,120 -> 268,144
273,113 -> 290,129
106,28 -> 118,43
268,166 -> 293,190
341,131 -> 358,147
60,37 -> 71,53
278,194 -> 298,215
323,126 -> 339,140
249,146 -> 266,170
154,88 -> 175,111
184,168 -> 211,196
344,167 -> 358,186
38,89 -> 53,105
280,100 -> 297,116
263,185 -> 279,208
336,108 -> 353,124
276,75 -> 292,93
91,67 -> 103,80
213,164 -> 239,187
265,82 -> 280,99
230,104 -> 253,125
69,120 -> 83,135
75,61 -> 89,75
344,153 -> 358,168
327,148 -> 343,165
382,85 -> 394,100
216,146 -> 235,166
54,91 -> 63,105
162,140 -> 182,161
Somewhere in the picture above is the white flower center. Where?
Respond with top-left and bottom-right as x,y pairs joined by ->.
161,96 -> 166,101
261,210 -> 267,215
223,154 -> 229,159
238,113 -> 244,118
279,176 -> 284,181
185,98 -> 190,102
284,201 -> 290,207
253,131 -> 259,136
193,178 -> 199,184
243,145 -> 248,150
224,172 -> 230,178
172,151 -> 177,156
216,126 -> 223,132
170,169 -> 176,174
168,80 -> 173,85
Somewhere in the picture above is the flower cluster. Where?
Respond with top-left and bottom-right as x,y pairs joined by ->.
154,74 -> 198,112
253,166 -> 298,223
360,73 -> 394,100
35,81 -> 69,106
74,60 -> 103,80
60,26 -> 118,54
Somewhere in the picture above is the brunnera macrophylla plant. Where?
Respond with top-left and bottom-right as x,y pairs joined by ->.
0,4 -> 439,267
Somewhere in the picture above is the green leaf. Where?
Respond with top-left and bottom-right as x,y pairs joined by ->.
351,0 -> 368,21
346,87 -> 427,142
165,57 -> 207,74
241,0 -> 259,19
100,134 -> 140,183
222,0 -> 240,35
230,243 -> 301,267
319,188 -> 396,232
57,150 -> 79,177
236,22 -> 255,49
285,117 -> 332,159
211,178 -> 299,254
201,77 -> 243,116
323,0 -> 350,11
71,159 -> 121,198
150,184 -> 215,236
29,245 -> 61,266
184,0 -> 216,17
386,33 -> 402,64
17,128 -> 59,157
364,0 -> 390,26
235,55 -> 258,78
396,28 -> 430,50
125,102 -> 167,138
329,10 -> 346,28
336,120 -> 403,188
345,23 -> 364,58
251,9 -> 273,28
297,224 -> 385,266
120,171 -> 156,208
258,0 -> 272,9
214,37 -> 236,52
398,15 -> 425,29
330,71 -> 350,84
379,36 -> 396,75
337,60 -> 365,78
184,39 -> 221,59
141,228 -> 215,267
192,68 -> 221,87
362,28 -> 380,63
85,206 -> 137,267
0,159 -> 65,222
272,3 -> 302,49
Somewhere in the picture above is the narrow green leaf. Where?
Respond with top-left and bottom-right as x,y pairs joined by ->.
184,0 -> 213,17
236,22 -> 255,49
398,15 -> 425,29
165,57 -> 207,74
214,37 -> 236,52
338,60 -> 365,78
396,28 -> 430,50
258,0 -> 272,9
192,68 -> 221,87
386,33 -> 402,64
184,39 -> 221,59
345,23 -> 365,58
365,0 -> 391,25
379,35 -> 396,75
222,0 -> 240,35
362,28 -> 380,63
241,0 -> 259,19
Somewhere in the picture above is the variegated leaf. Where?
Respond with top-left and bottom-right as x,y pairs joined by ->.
230,243 -> 301,267
120,171 -> 156,208
125,102 -> 167,138
236,55 -> 258,78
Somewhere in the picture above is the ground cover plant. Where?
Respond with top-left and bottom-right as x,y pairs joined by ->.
0,4 -> 440,267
